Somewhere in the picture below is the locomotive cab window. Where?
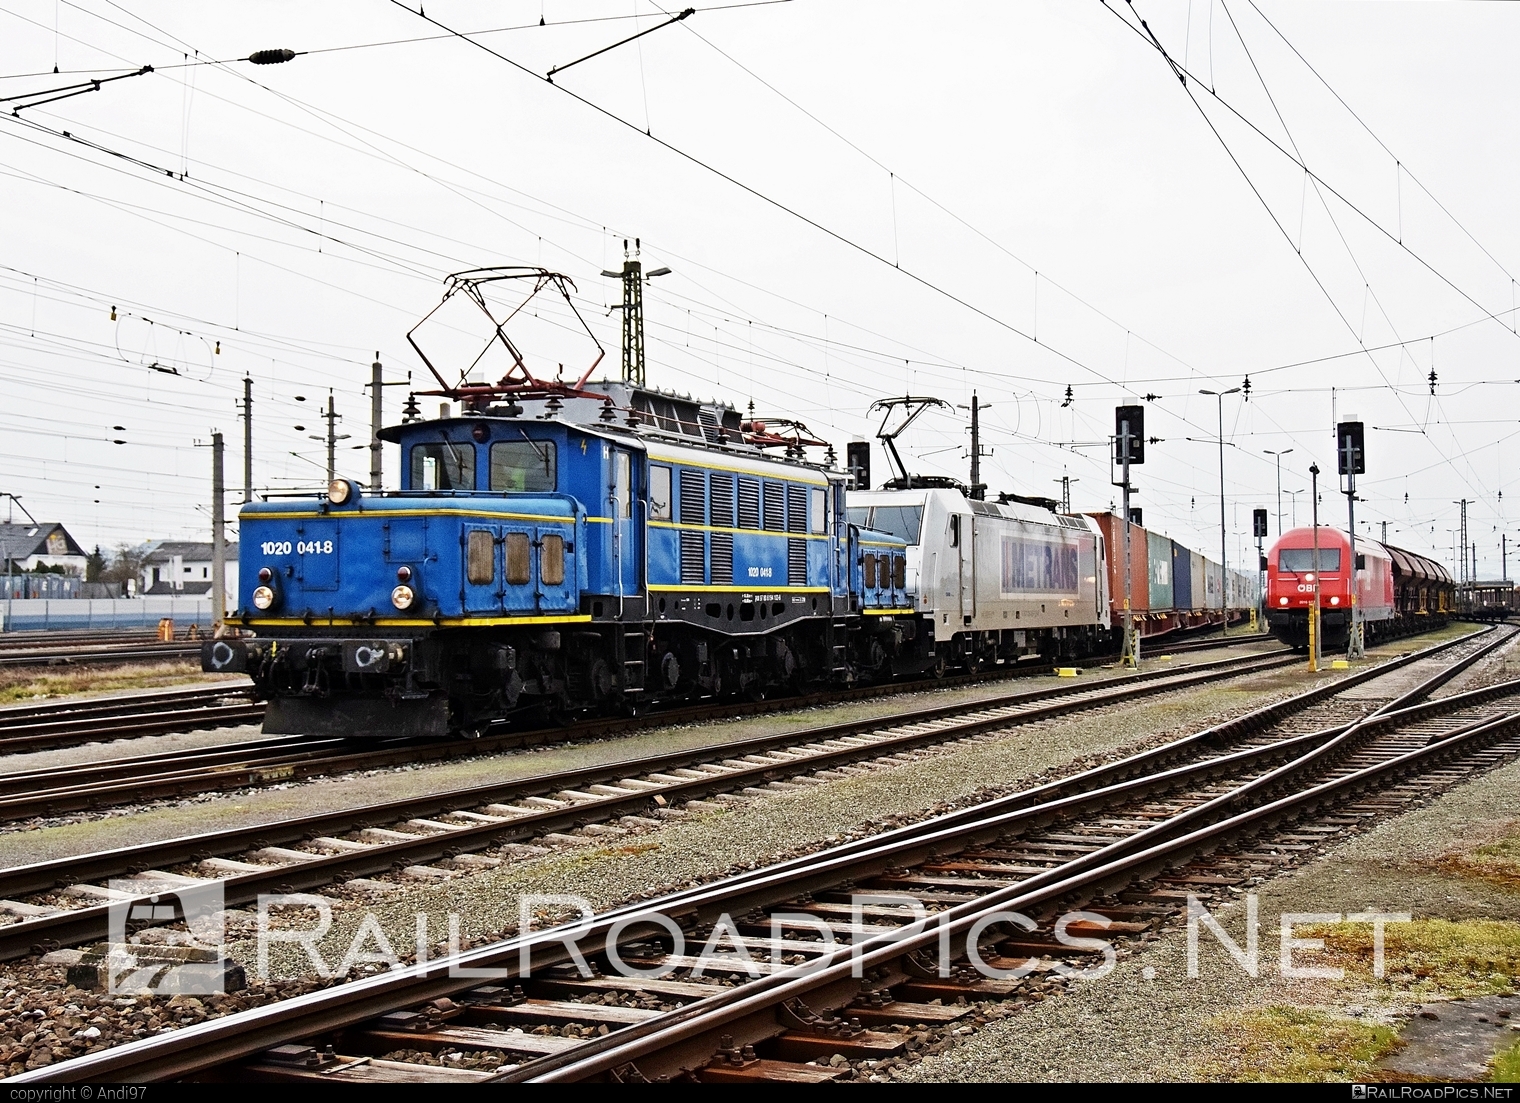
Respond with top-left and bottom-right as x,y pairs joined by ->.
411,441 -> 475,491
649,465 -> 672,521
1278,548 -> 1341,572
810,487 -> 826,534
948,514 -> 960,548
490,440 -> 556,492
863,553 -> 877,588
860,506 -> 924,544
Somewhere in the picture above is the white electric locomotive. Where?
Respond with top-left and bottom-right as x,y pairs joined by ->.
848,485 -> 1111,669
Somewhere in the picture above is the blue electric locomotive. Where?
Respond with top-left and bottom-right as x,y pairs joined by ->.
204,382 -> 914,738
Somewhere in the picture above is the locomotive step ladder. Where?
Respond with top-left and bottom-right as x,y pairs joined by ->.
621,629 -> 647,691
829,620 -> 851,678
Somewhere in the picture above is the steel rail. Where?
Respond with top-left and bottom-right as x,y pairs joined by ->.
0,644 -> 200,669
0,648 -> 1293,822
5,630 -> 1504,1082
0,632 -> 1271,756
0,683 -> 251,723
0,651 -> 1301,956
521,706 -> 1520,1083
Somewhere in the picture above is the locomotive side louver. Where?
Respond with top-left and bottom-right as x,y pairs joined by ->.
680,530 -> 706,585
737,478 -> 760,529
679,469 -> 706,525
763,482 -> 785,532
711,533 -> 734,584
786,484 -> 808,533
787,538 -> 807,586
710,475 -> 735,527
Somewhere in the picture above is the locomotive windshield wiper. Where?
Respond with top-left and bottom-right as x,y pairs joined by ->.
516,428 -> 552,477
437,431 -> 468,486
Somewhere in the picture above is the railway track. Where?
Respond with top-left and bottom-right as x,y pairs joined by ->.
0,636 -> 201,669
0,647 -> 1293,823
0,633 -> 1271,758
0,684 -> 259,754
0,648 -> 1306,955
8,625 -> 1513,1083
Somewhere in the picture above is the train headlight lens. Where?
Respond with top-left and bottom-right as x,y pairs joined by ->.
1304,572 -> 1315,582
391,584 -> 415,610
252,585 -> 276,610
1279,597 -> 1289,605
396,565 -> 412,583
257,567 -> 273,583
327,477 -> 355,504
1330,596 -> 1341,605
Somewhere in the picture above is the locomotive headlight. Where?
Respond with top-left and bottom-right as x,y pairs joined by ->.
327,477 -> 357,505
257,567 -> 273,584
1304,572 -> 1316,582
391,584 -> 415,610
1330,595 -> 1341,605
252,585 -> 276,610
1279,597 -> 1289,606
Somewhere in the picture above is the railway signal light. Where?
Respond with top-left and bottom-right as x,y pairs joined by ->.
1115,405 -> 1144,465
1253,508 -> 1269,538
1337,421 -> 1366,475
846,441 -> 871,490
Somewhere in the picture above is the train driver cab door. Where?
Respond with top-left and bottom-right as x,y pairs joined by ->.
950,512 -> 974,624
609,447 -> 642,607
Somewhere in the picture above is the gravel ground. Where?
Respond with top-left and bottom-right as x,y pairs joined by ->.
0,641 -> 1291,862
899,721 -> 1520,1082
228,644 -> 1395,979
0,629 -> 1473,1075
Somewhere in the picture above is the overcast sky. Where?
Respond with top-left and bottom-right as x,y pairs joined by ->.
2,1 -> 1517,578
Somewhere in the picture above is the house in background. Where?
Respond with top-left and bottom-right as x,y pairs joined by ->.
0,522 -> 88,576
140,541 -> 239,598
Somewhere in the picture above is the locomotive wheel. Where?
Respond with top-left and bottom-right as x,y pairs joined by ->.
931,655 -> 948,679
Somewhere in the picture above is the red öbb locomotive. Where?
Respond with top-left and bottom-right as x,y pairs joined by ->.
1264,526 -> 1452,649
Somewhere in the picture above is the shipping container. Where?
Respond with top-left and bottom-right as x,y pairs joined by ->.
1204,558 -> 1223,611
1147,531 -> 1174,610
1085,512 -> 1149,615
1190,550 -> 1207,611
1172,542 -> 1194,612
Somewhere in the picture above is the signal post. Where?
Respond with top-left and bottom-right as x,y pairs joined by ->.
1309,463 -> 1322,673
1253,507 -> 1268,634
1339,419 -> 1367,660
1114,405 -> 1145,668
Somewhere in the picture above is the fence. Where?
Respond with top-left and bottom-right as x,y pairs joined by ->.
0,576 -> 82,600
0,597 -> 215,632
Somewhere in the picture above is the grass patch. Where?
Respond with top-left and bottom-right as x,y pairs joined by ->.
1491,1036 -> 1520,1083
1197,1005 -> 1399,1082
0,662 -> 241,704
1433,825 -> 1520,893
1307,918 -> 1520,998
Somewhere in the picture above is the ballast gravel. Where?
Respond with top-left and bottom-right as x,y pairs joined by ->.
0,631 -> 1470,1074
898,721 -> 1520,1081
